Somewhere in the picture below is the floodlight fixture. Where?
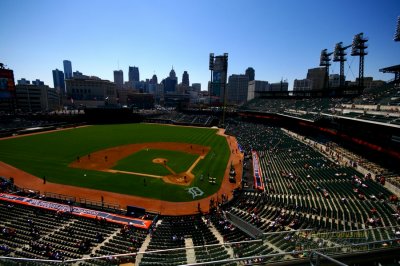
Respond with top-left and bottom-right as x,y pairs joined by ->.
333,42 -> 351,87
320,49 -> 332,67
350,33 -> 368,88
394,16 -> 400,42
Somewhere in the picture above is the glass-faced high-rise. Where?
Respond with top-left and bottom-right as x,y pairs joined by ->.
114,70 -> 124,89
63,60 -> 72,80
182,71 -> 189,86
129,66 -> 140,82
52,69 -> 65,94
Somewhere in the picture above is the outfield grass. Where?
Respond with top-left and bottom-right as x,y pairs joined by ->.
113,149 -> 199,175
0,124 -> 230,201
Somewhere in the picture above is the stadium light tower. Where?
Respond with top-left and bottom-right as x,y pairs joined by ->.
333,42 -> 351,87
221,53 -> 228,127
209,53 -> 214,106
351,32 -> 368,88
319,49 -> 333,89
394,16 -> 400,42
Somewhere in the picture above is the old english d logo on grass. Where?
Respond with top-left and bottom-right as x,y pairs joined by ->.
186,187 -> 204,199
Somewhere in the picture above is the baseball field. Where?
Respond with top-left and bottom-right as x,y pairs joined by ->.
0,123 -> 231,202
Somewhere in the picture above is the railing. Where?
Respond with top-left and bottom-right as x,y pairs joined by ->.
44,191 -> 76,203
310,251 -> 348,266
225,210 -> 264,239
78,197 -> 121,213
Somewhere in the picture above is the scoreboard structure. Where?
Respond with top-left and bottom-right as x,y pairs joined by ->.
0,64 -> 16,112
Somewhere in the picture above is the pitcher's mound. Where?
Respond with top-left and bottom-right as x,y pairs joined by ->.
152,158 -> 167,164
163,172 -> 194,186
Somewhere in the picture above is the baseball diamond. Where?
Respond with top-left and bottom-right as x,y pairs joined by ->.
0,123 -> 242,210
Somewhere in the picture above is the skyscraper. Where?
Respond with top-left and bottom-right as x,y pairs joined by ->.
182,71 -> 189,86
306,67 -> 325,90
227,74 -> 249,104
245,67 -> 255,81
169,67 -> 177,80
151,74 -> 158,84
114,70 -> 124,89
63,60 -> 72,80
129,66 -> 140,82
163,67 -> 178,93
52,69 -> 65,94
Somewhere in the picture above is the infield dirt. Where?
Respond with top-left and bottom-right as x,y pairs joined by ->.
69,142 -> 210,186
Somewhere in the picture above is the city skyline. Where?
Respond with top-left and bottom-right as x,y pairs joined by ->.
1,0 -> 399,90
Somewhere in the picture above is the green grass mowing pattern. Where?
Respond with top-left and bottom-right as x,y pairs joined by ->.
113,149 -> 199,176
0,123 -> 230,201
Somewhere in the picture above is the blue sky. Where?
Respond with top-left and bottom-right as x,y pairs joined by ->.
1,0 -> 399,90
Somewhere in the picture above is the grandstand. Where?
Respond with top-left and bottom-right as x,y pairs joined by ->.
241,83 -> 400,126
144,111 -> 219,127
1,112 -> 400,265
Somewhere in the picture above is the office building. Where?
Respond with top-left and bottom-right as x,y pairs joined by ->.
182,71 -> 189,86
162,67 -> 178,93
329,74 -> 341,88
32,79 -> 45,86
114,70 -> 124,89
65,77 -> 117,107
129,66 -> 140,82
306,67 -> 326,90
162,78 -> 177,93
248,80 -> 269,101
347,77 -> 385,89
52,69 -> 65,94
15,84 -> 59,112
151,74 -> 158,84
63,60 -> 72,80
73,71 -> 84,78
154,83 -> 164,103
293,79 -> 312,91
245,67 -> 255,81
192,83 -> 201,92
169,68 -> 177,80
17,78 -> 30,85
227,74 -> 249,105
269,81 -> 289,92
